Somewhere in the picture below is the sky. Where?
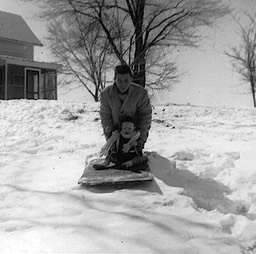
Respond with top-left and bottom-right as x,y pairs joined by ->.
171,0 -> 256,108
0,0 -> 256,108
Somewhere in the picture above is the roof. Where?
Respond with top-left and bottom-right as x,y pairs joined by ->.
0,10 -> 43,46
0,55 -> 60,70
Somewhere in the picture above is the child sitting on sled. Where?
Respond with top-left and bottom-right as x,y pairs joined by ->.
94,115 -> 147,170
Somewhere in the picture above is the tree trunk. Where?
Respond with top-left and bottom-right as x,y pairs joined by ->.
132,35 -> 146,86
132,61 -> 146,87
252,88 -> 256,107
130,0 -> 146,87
250,79 -> 256,107
94,87 -> 99,102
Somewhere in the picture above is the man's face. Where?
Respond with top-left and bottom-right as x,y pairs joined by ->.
115,73 -> 132,94
121,121 -> 135,139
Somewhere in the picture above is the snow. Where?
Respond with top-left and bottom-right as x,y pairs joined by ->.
1,99 -> 256,253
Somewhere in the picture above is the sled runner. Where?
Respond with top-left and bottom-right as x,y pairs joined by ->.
78,158 -> 153,187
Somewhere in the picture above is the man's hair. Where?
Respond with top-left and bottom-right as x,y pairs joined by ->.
115,64 -> 132,76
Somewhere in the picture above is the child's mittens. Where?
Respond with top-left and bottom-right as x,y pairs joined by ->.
122,143 -> 130,153
122,141 -> 137,153
122,161 -> 133,168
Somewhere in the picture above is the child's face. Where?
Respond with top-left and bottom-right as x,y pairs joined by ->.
115,73 -> 132,94
121,121 -> 135,138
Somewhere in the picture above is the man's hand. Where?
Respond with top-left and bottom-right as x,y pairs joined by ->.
136,138 -> 144,152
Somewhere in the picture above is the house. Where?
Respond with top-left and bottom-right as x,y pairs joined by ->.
0,10 -> 59,100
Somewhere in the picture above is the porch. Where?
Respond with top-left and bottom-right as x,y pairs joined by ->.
0,55 -> 59,100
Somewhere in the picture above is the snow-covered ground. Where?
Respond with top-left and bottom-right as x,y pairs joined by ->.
1,99 -> 256,253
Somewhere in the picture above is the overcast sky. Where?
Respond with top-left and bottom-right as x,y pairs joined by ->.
1,0 -> 256,107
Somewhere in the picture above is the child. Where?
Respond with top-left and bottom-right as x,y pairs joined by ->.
94,116 -> 146,170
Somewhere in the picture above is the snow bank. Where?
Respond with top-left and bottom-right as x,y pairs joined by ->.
0,100 -> 256,253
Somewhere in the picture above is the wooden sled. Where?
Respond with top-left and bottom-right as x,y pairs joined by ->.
78,158 -> 153,187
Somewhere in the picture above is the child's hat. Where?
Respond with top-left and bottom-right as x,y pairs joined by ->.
120,115 -> 136,125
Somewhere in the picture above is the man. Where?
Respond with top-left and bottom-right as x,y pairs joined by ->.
100,64 -> 152,153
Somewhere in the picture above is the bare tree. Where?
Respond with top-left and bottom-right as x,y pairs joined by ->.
145,47 -> 181,90
226,14 -> 256,107
24,0 -> 230,89
47,15 -> 114,101
66,0 -> 230,87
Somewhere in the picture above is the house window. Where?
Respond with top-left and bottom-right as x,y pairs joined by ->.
26,68 -> 40,99
7,64 -> 24,99
0,65 -> 5,99
41,69 -> 56,99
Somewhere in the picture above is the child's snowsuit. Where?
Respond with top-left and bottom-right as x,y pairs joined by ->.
107,134 -> 143,166
100,130 -> 144,167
